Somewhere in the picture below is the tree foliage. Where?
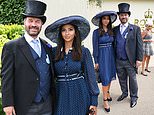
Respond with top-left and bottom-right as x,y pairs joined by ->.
89,0 -> 102,7
0,0 -> 25,24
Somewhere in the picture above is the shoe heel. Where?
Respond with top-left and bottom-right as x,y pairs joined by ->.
104,99 -> 110,112
104,107 -> 110,112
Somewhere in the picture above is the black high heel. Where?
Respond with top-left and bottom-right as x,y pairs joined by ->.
107,91 -> 112,101
104,99 -> 110,112
107,97 -> 112,101
145,69 -> 151,73
141,72 -> 147,76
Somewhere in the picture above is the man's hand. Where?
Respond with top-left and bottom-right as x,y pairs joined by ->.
3,106 -> 16,115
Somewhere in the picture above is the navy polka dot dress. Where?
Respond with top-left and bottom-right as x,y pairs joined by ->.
92,29 -> 116,86
53,47 -> 99,115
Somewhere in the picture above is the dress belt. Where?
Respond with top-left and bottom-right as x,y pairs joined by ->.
56,73 -> 84,82
99,43 -> 112,48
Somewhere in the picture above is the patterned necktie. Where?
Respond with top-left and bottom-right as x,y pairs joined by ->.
32,39 -> 41,57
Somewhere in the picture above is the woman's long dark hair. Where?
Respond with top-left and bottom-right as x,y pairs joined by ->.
98,16 -> 113,36
55,24 -> 82,61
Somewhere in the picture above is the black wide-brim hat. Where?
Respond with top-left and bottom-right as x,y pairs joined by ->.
23,0 -> 47,24
91,11 -> 117,26
117,3 -> 131,16
45,15 -> 90,43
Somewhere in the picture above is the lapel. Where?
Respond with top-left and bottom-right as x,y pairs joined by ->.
17,37 -> 39,74
40,39 -> 52,65
40,39 -> 55,76
126,23 -> 133,40
125,24 -> 134,48
116,25 -> 121,34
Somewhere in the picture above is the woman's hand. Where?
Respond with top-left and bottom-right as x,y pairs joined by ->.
136,60 -> 142,68
94,64 -> 99,71
89,106 -> 97,115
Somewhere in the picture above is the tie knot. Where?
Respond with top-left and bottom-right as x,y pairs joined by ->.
121,25 -> 125,28
32,39 -> 39,44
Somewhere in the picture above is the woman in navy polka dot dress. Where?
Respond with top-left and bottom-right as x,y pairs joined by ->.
91,11 -> 117,112
45,15 -> 100,115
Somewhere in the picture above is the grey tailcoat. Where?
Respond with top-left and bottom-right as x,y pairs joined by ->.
113,23 -> 143,67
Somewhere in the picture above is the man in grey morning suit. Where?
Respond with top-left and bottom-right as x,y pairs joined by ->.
1,1 -> 55,115
113,3 -> 143,108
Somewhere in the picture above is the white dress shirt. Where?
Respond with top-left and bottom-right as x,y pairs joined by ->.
120,23 -> 129,34
24,32 -> 42,54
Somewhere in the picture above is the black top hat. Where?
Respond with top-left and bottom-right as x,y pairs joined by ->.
117,3 -> 131,16
23,0 -> 47,24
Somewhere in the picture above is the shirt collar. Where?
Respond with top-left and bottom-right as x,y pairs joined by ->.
24,32 -> 40,44
120,22 -> 129,28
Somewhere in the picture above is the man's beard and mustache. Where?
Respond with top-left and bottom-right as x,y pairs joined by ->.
27,26 -> 41,37
121,18 -> 127,24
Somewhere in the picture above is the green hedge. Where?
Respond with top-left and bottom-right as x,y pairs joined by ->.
0,24 -> 24,114
0,97 -> 5,115
0,24 -> 24,65
0,24 -> 24,39
0,0 -> 25,24
0,24 -> 24,54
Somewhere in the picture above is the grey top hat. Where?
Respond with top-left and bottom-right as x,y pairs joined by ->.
91,11 -> 117,26
23,0 -> 47,24
45,15 -> 90,43
117,3 -> 131,16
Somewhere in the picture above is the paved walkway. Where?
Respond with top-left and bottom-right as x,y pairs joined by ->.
97,66 -> 154,115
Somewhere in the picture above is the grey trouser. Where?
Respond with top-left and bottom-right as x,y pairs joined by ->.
26,95 -> 52,115
116,59 -> 138,101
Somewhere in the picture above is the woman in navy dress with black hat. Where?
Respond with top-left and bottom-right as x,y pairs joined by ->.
92,11 -> 117,112
45,15 -> 99,115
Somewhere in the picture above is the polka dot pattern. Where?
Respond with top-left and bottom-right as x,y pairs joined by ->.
52,47 -> 99,115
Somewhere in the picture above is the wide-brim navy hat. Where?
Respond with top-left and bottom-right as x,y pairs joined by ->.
45,15 -> 90,43
23,0 -> 47,24
117,3 -> 131,16
91,11 -> 117,26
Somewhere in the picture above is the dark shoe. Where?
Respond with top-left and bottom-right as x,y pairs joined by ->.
141,72 -> 147,76
104,99 -> 110,112
130,100 -> 137,108
107,97 -> 112,101
145,69 -> 151,73
104,107 -> 110,112
117,95 -> 127,101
